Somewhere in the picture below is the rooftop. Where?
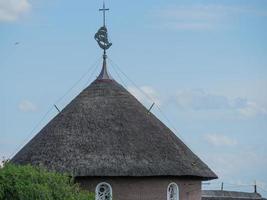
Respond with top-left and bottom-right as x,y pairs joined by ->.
202,190 -> 266,200
11,64 -> 217,179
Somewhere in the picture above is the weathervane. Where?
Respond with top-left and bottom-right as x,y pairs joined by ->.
95,2 -> 112,56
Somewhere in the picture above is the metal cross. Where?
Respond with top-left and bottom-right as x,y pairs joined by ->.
99,2 -> 109,27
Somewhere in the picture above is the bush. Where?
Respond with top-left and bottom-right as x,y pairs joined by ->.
0,163 -> 94,200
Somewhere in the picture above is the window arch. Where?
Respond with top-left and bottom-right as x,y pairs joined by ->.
167,182 -> 179,200
95,182 -> 112,200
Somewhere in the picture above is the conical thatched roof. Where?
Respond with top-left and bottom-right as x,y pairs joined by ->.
12,65 -> 217,180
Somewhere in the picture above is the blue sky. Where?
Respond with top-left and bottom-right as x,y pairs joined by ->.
1,0 -> 267,196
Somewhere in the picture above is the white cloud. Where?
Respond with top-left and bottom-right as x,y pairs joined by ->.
256,181 -> 267,190
18,100 -> 37,112
174,89 -> 267,118
192,146 -> 267,194
237,101 -> 267,118
0,0 -> 31,22
153,4 -> 267,30
128,86 -> 161,107
201,151 -> 267,180
204,133 -> 237,147
176,89 -> 230,110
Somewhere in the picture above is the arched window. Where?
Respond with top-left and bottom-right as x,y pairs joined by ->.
167,182 -> 179,200
95,182 -> 112,200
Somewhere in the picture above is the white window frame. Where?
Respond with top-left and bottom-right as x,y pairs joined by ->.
167,182 -> 179,200
95,182 -> 113,200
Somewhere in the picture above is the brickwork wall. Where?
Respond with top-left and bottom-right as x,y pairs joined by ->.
76,177 -> 201,200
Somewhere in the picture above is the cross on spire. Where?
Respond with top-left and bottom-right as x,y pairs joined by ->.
99,2 -> 109,27
95,1 -> 112,53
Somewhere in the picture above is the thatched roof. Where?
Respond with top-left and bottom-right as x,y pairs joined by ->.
202,190 -> 264,200
12,65 -> 217,180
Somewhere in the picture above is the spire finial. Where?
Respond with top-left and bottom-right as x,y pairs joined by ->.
95,2 -> 113,81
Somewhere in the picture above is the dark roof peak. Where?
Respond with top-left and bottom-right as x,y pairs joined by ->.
96,54 -> 113,81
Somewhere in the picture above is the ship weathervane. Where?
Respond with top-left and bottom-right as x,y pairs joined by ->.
95,2 -> 112,52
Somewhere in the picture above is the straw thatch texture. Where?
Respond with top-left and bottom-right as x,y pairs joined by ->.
12,79 -> 217,180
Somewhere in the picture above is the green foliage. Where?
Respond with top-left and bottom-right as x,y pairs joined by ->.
0,164 -> 94,200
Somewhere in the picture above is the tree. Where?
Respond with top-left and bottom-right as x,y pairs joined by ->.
0,163 -> 94,200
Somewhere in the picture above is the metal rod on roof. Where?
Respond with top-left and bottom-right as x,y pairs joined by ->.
54,104 -> 61,113
221,182 -> 224,191
254,180 -> 257,193
147,102 -> 155,114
